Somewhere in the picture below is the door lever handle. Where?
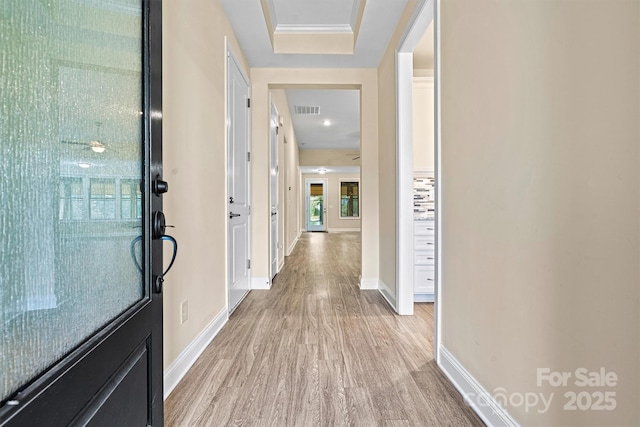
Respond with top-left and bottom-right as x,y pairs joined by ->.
271,212 -> 277,216
229,212 -> 241,219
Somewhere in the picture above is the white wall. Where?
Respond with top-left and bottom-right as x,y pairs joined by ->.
440,1 -> 640,425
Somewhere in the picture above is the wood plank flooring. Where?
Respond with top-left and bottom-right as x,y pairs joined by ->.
164,232 -> 484,426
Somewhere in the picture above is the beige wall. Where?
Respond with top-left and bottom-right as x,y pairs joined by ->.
299,149 -> 361,167
412,77 -> 434,171
377,0 -> 420,295
270,89 -> 301,258
250,69 -> 379,285
413,22 -> 434,71
377,45 -> 397,295
440,1 -> 640,425
162,0 -> 249,369
302,173 -> 362,231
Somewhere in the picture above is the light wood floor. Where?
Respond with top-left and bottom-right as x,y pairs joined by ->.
165,232 -> 484,426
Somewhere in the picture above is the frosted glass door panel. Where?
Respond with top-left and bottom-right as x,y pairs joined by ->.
0,0 -> 144,402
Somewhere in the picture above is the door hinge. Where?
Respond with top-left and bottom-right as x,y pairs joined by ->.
247,152 -> 251,162
276,127 -> 279,135
247,98 -> 251,108
247,259 -> 251,269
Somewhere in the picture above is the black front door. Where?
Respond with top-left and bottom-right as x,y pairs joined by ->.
0,0 -> 164,425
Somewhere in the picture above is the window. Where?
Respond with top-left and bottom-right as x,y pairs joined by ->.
121,180 -> 142,220
89,179 -> 116,220
59,177 -> 84,220
340,180 -> 359,218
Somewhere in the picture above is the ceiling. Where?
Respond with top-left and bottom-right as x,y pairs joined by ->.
285,89 -> 360,151
220,0 -> 409,68
220,0 -> 432,160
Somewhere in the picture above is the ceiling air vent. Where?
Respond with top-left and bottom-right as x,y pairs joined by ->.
294,105 -> 320,115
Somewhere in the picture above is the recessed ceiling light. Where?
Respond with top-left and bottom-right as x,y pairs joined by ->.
322,119 -> 331,127
78,162 -> 91,169
318,169 -> 327,174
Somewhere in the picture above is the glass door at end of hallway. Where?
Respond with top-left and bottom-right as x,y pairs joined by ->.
306,179 -> 327,232
0,1 -> 164,425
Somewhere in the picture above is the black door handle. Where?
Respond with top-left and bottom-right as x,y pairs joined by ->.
229,212 -> 241,219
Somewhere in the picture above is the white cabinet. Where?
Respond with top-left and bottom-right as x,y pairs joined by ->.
414,219 -> 435,298
414,265 -> 435,294
413,173 -> 435,302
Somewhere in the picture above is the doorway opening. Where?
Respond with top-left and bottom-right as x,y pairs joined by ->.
268,86 -> 362,282
258,77 -> 376,293
396,0 -> 438,354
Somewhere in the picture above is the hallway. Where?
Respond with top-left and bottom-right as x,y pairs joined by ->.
165,232 -> 483,426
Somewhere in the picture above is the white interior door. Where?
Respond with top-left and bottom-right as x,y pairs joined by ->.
227,50 -> 251,313
306,179 -> 327,232
270,102 -> 279,280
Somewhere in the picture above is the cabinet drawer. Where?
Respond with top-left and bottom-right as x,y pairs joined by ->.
414,236 -> 435,251
414,265 -> 435,293
414,221 -> 435,236
414,250 -> 436,265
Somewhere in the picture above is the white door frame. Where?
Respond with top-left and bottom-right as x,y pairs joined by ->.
269,99 -> 279,280
305,178 -> 328,232
395,0 -> 439,355
226,42 -> 251,314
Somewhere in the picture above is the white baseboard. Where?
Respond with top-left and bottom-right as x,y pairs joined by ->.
378,279 -> 397,311
414,293 -> 434,303
360,277 -> 379,290
163,308 -> 228,400
438,346 -> 520,427
286,234 -> 299,256
251,276 -> 271,290
328,228 -> 360,233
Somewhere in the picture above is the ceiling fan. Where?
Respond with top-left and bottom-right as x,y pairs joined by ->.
61,122 -> 113,154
